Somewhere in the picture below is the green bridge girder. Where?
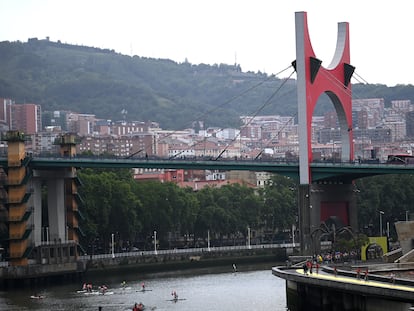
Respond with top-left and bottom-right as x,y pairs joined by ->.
1,157 -> 414,183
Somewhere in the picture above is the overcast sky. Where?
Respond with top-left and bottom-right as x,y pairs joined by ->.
1,0 -> 413,87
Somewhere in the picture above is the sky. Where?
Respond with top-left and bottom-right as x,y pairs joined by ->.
0,0 -> 413,87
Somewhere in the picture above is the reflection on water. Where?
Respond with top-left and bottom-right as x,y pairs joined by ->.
0,264 -> 287,311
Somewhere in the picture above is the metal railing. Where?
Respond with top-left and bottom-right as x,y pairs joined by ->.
78,242 -> 298,261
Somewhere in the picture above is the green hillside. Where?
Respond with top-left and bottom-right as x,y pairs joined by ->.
0,39 -> 413,130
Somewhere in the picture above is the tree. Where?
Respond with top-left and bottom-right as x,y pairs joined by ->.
261,175 -> 297,241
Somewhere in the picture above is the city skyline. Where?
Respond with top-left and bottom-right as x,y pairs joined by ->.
1,96 -> 413,162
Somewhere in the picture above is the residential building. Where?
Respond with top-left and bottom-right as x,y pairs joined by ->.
11,103 -> 41,134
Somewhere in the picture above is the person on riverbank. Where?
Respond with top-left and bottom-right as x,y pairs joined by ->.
307,260 -> 313,275
302,262 -> 308,275
390,272 -> 395,284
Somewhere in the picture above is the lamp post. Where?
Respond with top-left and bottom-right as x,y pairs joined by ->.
111,233 -> 115,258
387,222 -> 390,238
406,210 -> 409,222
207,230 -> 211,252
153,230 -> 157,255
379,211 -> 384,236
247,227 -> 251,249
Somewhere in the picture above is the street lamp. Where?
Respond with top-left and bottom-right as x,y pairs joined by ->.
406,210 -> 409,222
111,233 -> 115,258
153,230 -> 157,255
379,211 -> 384,236
207,230 -> 211,252
247,227 -> 251,249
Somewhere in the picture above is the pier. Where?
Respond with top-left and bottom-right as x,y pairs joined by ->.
273,263 -> 414,311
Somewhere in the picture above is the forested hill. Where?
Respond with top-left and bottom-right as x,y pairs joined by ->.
0,39 -> 413,130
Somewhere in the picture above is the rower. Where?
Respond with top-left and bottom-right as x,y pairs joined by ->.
132,302 -> 144,311
171,290 -> 178,301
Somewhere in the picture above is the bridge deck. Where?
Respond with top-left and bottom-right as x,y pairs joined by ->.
1,156 -> 414,182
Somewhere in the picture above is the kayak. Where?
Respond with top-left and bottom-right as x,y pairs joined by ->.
137,288 -> 153,292
167,298 -> 186,302
120,286 -> 132,290
30,295 -> 45,299
76,289 -> 96,294
83,290 -> 114,296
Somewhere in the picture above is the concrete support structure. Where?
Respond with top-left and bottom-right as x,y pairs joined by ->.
298,184 -> 357,254
286,280 -> 412,311
3,131 -> 31,266
2,132 -> 81,266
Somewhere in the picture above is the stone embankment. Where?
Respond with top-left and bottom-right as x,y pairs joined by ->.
84,247 -> 288,275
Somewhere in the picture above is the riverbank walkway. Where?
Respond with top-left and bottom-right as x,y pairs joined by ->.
273,264 -> 414,303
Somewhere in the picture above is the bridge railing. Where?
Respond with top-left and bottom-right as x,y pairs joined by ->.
78,242 -> 298,261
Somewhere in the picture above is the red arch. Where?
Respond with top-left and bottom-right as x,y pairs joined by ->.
296,12 -> 354,183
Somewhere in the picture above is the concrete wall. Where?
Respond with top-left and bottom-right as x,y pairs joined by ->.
395,221 -> 414,255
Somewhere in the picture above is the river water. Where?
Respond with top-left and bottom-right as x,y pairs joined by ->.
0,264 -> 287,311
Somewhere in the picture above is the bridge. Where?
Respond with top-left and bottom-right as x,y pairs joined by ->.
0,147 -> 412,269
3,155 -> 414,181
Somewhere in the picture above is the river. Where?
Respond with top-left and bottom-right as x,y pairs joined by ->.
0,264 -> 287,311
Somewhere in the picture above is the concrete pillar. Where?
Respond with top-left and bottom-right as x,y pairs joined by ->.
304,183 -> 357,255
47,178 -> 66,243
28,178 -> 42,246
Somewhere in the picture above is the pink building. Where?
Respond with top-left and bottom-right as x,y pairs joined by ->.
11,103 -> 41,134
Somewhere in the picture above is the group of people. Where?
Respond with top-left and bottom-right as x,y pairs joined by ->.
302,259 -> 320,275
303,262 -> 397,285
131,288 -> 179,310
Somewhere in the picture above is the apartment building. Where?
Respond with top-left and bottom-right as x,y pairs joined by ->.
10,103 -> 42,134
77,132 -> 157,157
